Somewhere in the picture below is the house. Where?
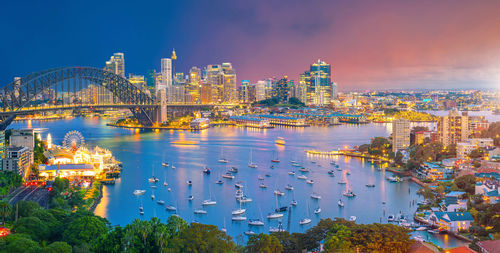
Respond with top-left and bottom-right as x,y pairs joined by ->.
476,239 -> 500,253
444,191 -> 468,212
475,180 -> 499,204
428,211 -> 474,232
407,241 -> 440,253
443,246 -> 477,253
417,162 -> 454,181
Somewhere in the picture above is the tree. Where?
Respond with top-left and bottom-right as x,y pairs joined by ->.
62,215 -> 108,246
171,222 -> 235,252
0,201 -> 11,225
324,224 -> 352,252
469,148 -> 484,159
12,216 -> 51,242
394,151 -> 404,166
454,175 -> 476,195
14,201 -> 41,219
245,233 -> 283,253
5,235 -> 41,253
43,241 -> 72,253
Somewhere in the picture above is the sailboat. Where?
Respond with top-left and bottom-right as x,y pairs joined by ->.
248,149 -> 258,168
194,208 -> 207,214
151,188 -> 155,200
248,207 -> 265,226
148,166 -> 159,183
218,147 -> 228,163
299,200 -> 312,225
290,191 -> 298,206
221,218 -> 227,233
267,195 -> 284,219
232,200 -> 246,215
163,171 -> 168,186
314,207 -> 322,214
271,151 -> 280,163
310,192 -> 322,200
285,184 -> 294,191
165,205 -> 176,211
202,190 -> 216,205
133,189 -> 146,196
231,215 -> 247,221
338,199 -> 344,207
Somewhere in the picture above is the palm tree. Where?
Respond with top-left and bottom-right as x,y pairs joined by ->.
0,201 -> 11,226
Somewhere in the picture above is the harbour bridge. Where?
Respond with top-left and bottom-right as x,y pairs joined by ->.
0,67 -> 233,130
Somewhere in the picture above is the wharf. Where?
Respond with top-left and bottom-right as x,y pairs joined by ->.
305,149 -> 392,163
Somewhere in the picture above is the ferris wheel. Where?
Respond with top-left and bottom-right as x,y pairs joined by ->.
63,130 -> 85,151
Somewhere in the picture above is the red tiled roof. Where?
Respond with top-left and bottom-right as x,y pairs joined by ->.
477,240 -> 500,253
442,246 -> 477,253
407,241 -> 440,253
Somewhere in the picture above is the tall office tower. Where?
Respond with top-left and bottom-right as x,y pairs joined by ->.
239,80 -> 250,103
105,53 -> 125,77
160,58 -> 172,91
264,78 -> 275,99
287,79 -> 295,99
128,74 -> 146,90
296,76 -> 307,103
331,82 -> 338,100
145,70 -> 157,95
205,65 -> 223,103
437,110 -> 470,146
248,84 -> 256,102
275,76 -> 289,103
222,63 -> 237,103
392,118 -> 410,152
302,59 -> 333,106
188,67 -> 202,103
255,81 -> 266,101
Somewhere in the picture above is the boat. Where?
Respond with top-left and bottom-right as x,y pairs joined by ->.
171,165 -> 176,169
269,227 -> 283,233
235,189 -> 243,198
416,226 -> 428,231
151,193 -> 155,200
330,161 -> 336,165
203,167 -> 211,174
222,173 -> 234,179
387,214 -> 395,221
257,175 -> 264,180
288,171 -> 296,175
290,200 -> 298,206
148,177 -> 159,183
232,216 -> 247,221
151,185 -> 157,189
248,219 -> 264,226
162,162 -> 169,167
165,205 -> 177,211
314,208 -> 321,214
157,200 -> 165,205
218,147 -> 229,163
275,206 -> 288,212
275,137 -> 285,146
186,180 -> 192,186
386,176 -> 403,182
346,171 -> 351,175
163,181 -> 168,186
248,149 -> 258,168
238,196 -> 253,203
202,199 -> 216,206
139,206 -> 143,211
328,170 -> 335,176
222,219 -> 227,233
428,229 -> 439,234
306,179 -> 314,184
299,218 -> 312,225
297,175 -> 307,180
140,211 -> 144,215
338,199 -> 344,207
342,190 -> 356,197
267,213 -> 284,219
311,161 -> 316,164
271,159 -> 280,163
292,163 -> 301,167
235,182 -> 244,188
194,209 -> 207,214
299,167 -> 310,172
338,180 -> 347,184
273,190 -> 285,196
229,167 -> 238,173
365,184 -> 375,187
285,184 -> 294,190
310,193 -> 322,200
216,180 -> 224,185
244,230 -> 256,236
188,195 -> 194,201
232,201 -> 246,215
412,234 -> 425,242
349,216 -> 357,222
133,189 -> 146,196
265,174 -> 271,177
259,183 -> 267,188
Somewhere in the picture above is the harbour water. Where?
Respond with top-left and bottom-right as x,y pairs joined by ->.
11,117 -> 471,248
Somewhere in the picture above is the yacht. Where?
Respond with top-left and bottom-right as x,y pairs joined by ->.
222,173 -> 234,179
140,211 -> 144,215
297,175 -> 307,180
387,214 -> 395,221
275,206 -> 288,212
148,177 -> 159,183
171,165 -> 176,169
342,191 -> 356,197
349,216 -> 357,222
346,171 -> 351,175
248,219 -> 265,226
290,200 -> 298,206
269,227 -> 283,233
133,189 -> 146,196
218,147 -> 229,163
259,183 -> 267,188
244,230 -> 256,236
151,193 -> 155,200
229,167 -> 238,173
338,199 -> 344,207
285,184 -> 294,191
186,180 -> 193,186
237,196 -> 253,203
203,167 -> 211,174
248,149 -> 258,168
202,199 -> 216,206
257,175 -> 265,180
216,180 -> 224,185
194,209 -> 207,214
163,181 -> 168,186
306,179 -> 314,184
271,150 -> 280,163
338,180 -> 347,184
232,201 -> 246,215
336,166 -> 342,171
273,190 -> 285,196
267,213 -> 284,219
234,182 -> 244,188
265,174 -> 271,177
365,184 -> 375,187
162,162 -> 169,167
188,195 -> 194,201
275,137 -> 285,146
231,216 -> 247,221
288,171 -> 296,175
330,161 -> 336,165
165,205 -> 177,211
157,200 -> 165,205
235,189 -> 243,198
299,167 -> 310,172
151,185 -> 157,189
299,218 -> 312,225
328,170 -> 335,176
139,206 -> 143,211
314,208 -> 321,214
310,193 -> 322,200
386,176 -> 403,182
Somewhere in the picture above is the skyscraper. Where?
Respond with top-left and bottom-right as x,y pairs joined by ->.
222,63 -> 237,103
437,110 -> 470,146
105,53 -> 125,77
239,80 -> 250,103
160,58 -> 172,91
255,81 -> 266,101
188,67 -> 202,103
392,118 -> 410,152
275,76 -> 289,103
301,59 -> 334,106
205,65 -> 223,103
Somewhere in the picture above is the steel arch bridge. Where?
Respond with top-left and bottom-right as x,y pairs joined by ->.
0,67 -> 158,130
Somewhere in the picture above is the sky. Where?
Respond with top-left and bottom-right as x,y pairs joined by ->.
1,0 -> 500,91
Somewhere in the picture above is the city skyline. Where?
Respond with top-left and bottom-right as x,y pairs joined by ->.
2,1 -> 500,91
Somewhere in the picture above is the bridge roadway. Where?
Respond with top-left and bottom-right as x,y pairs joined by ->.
0,103 -> 236,116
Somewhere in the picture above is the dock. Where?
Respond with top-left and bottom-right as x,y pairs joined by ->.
305,149 -> 392,163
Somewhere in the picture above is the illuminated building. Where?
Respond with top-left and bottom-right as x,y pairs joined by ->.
187,67 -> 202,103
239,80 -> 250,103
160,58 -> 172,91
102,52 -> 125,103
301,59 -> 334,106
392,118 -> 410,152
437,110 -> 470,146
230,116 -> 272,128
264,78 -> 275,99
128,74 -> 146,90
190,118 -> 210,130
145,69 -> 157,94
275,76 -> 289,103
2,146 -> 32,178
255,81 -> 266,101
222,63 -> 237,103
205,65 -> 223,103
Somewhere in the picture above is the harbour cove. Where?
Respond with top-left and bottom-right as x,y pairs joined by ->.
11,117 -> 469,248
